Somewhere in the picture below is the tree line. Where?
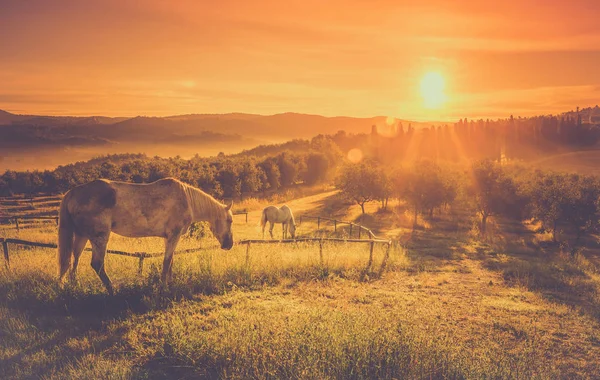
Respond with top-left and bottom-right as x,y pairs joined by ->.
367,111 -> 600,164
0,136 -> 343,199
336,158 -> 600,244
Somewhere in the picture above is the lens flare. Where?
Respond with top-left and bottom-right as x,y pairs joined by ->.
347,148 -> 363,163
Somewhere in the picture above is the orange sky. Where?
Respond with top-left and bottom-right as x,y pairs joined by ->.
1,0 -> 599,121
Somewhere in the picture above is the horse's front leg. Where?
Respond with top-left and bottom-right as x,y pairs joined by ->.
162,230 -> 183,284
283,222 -> 287,239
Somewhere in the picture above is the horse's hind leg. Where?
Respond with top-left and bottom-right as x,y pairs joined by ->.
162,231 -> 182,284
90,233 -> 114,296
70,234 -> 88,283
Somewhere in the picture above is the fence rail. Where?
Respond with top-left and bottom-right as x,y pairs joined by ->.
1,209 -> 394,278
239,237 -> 392,277
0,237 -> 203,274
0,216 -> 59,231
299,215 -> 376,239
233,211 -> 249,223
1,212 -> 249,231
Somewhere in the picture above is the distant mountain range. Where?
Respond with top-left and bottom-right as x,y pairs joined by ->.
0,109 -> 442,144
0,109 -> 443,171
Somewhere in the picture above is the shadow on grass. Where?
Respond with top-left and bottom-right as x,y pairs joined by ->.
475,217 -> 600,323
0,265 -> 230,378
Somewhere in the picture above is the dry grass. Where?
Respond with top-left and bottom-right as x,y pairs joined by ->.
1,191 -> 600,379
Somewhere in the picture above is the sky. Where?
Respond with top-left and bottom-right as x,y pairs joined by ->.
1,0 -> 600,121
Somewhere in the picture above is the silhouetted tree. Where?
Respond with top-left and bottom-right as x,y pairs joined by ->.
336,161 -> 380,214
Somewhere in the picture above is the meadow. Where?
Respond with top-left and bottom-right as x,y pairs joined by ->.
1,187 -> 600,379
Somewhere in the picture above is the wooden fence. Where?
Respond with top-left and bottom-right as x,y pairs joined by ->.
299,215 -> 377,239
0,237 -> 203,274
233,211 -> 249,223
0,212 -> 249,231
239,237 -> 392,277
0,216 -> 59,231
1,235 -> 394,278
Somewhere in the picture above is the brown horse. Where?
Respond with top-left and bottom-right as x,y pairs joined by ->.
57,178 -> 233,294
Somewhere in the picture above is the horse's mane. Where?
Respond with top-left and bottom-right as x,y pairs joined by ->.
287,206 -> 296,225
182,182 -> 226,222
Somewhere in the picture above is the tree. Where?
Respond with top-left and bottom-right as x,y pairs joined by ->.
258,157 -> 280,191
529,172 -> 570,241
216,161 -> 241,199
302,152 -> 330,185
470,160 -> 523,235
373,166 -> 393,210
394,160 -> 451,227
277,153 -> 299,187
238,160 -> 265,198
336,162 -> 380,214
565,175 -> 600,241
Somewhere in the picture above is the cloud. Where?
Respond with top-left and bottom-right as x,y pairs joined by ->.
1,0 -> 599,118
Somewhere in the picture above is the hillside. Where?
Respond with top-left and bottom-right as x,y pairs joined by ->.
1,190 -> 599,378
0,109 -> 441,171
0,109 -> 440,140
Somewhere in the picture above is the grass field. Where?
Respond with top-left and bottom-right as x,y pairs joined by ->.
533,149 -> 600,176
1,190 -> 600,379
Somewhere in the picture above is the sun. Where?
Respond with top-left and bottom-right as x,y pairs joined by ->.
420,72 -> 447,109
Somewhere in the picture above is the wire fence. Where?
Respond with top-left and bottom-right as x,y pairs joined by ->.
298,215 -> 377,239
1,196 -> 393,279
0,212 -> 249,231
239,237 -> 392,278
0,237 -> 203,274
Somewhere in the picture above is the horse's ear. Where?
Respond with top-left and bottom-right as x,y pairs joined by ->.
225,201 -> 233,211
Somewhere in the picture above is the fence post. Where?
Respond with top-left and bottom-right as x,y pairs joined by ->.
317,217 -> 320,229
138,256 -> 144,276
2,239 -> 9,269
358,227 -> 362,239
55,217 -> 59,226
14,218 -> 19,232
349,224 -> 353,237
334,220 -> 337,233
319,238 -> 324,266
245,212 -> 248,223
368,241 -> 374,269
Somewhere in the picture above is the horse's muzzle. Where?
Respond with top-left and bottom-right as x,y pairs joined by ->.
221,235 -> 234,250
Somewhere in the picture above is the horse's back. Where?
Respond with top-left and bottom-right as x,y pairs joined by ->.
263,204 -> 294,223
65,178 -> 191,238
109,178 -> 191,237
64,179 -> 117,213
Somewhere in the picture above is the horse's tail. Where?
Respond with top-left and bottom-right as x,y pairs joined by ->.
260,208 -> 267,229
58,192 -> 74,280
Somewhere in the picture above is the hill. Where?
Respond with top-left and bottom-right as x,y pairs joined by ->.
0,109 -> 441,140
0,109 -> 442,171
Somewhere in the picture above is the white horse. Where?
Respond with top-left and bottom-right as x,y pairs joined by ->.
58,177 -> 233,295
260,205 -> 296,239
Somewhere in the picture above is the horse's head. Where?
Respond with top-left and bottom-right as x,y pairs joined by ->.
212,201 -> 234,250
289,221 -> 296,239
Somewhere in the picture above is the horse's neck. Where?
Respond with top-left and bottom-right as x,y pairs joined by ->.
281,207 -> 294,224
185,185 -> 221,223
